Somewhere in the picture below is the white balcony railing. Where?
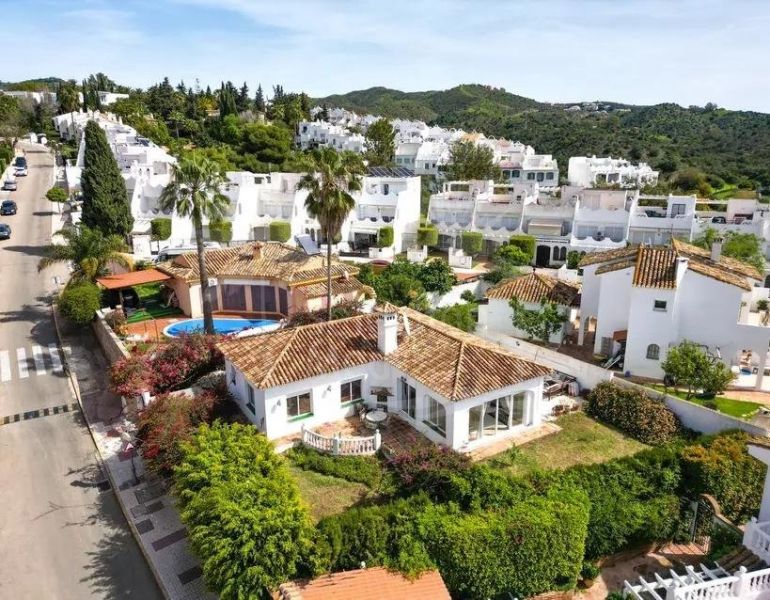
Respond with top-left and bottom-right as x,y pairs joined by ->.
301,425 -> 381,456
744,518 -> 770,564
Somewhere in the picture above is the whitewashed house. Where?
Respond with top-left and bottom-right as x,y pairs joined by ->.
627,194 -> 697,245
97,91 -> 130,106
578,239 -> 770,384
219,306 -> 552,452
478,273 -> 580,344
568,155 -> 659,188
296,121 -> 365,153
567,186 -> 635,253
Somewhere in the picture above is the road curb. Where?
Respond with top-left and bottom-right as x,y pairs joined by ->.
51,303 -> 172,600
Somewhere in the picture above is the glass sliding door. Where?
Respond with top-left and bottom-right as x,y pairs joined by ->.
467,392 -> 530,443
512,392 -> 526,426
399,378 -> 416,420
468,405 -> 483,441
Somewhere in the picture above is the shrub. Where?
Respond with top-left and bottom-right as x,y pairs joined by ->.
269,220 -> 291,242
420,489 -> 590,599
175,423 -> 315,599
46,186 -> 68,203
377,226 -> 394,248
680,432 -> 764,523
419,258 -> 455,294
460,289 -> 477,303
105,308 -> 127,336
110,334 -> 223,397
287,444 -> 383,488
431,303 -> 476,332
461,231 -> 483,256
149,217 -> 171,241
567,250 -> 581,269
416,225 -> 438,247
386,445 -> 472,500
137,390 -> 222,476
581,561 -> 601,580
59,281 -> 101,325
208,219 -> 232,243
586,382 -> 681,445
508,234 -> 536,261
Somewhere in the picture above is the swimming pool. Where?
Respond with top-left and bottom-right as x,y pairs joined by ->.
163,317 -> 280,337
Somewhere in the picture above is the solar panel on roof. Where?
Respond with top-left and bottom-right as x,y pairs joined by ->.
366,166 -> 415,178
296,234 -> 321,256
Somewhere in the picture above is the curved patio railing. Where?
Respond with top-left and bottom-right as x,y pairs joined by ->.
301,425 -> 381,456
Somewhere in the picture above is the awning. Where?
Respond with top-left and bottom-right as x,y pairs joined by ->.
612,329 -> 628,342
97,269 -> 171,290
527,220 -> 563,236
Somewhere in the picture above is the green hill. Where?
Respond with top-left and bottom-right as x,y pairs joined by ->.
315,86 -> 770,190
0,77 -> 65,92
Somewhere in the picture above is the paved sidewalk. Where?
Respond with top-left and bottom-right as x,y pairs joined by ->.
61,320 -> 215,600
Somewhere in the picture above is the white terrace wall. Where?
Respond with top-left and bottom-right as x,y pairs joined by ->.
428,279 -> 490,308
92,309 -> 130,364
614,378 -> 770,437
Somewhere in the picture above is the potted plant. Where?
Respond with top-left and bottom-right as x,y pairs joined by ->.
757,299 -> 769,325
581,561 -> 601,588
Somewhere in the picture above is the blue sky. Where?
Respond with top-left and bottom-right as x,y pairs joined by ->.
6,0 -> 770,112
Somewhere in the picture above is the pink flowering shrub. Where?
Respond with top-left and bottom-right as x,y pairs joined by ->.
386,445 -> 471,498
110,334 -> 223,397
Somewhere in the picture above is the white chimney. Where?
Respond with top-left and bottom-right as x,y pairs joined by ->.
377,313 -> 398,355
711,237 -> 724,262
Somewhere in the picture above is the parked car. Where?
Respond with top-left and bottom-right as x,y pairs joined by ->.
0,224 -> 11,240
0,200 -> 17,215
13,156 -> 27,169
153,241 -> 222,263
3,179 -> 17,191
14,165 -> 28,177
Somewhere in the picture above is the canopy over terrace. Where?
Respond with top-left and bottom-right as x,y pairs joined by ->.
96,269 -> 171,291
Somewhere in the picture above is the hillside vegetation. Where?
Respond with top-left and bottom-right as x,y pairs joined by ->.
315,85 -> 770,190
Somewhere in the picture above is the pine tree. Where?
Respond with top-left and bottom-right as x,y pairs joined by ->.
236,81 -> 250,112
254,84 -> 266,113
217,83 -> 237,117
80,121 -> 133,237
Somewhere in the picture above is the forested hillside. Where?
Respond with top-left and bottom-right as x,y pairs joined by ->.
316,85 -> 770,191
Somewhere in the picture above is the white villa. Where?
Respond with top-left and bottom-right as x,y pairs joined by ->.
568,155 -> 659,189
478,273 -> 581,344
296,120 -> 365,153
218,306 -> 552,452
578,239 -> 770,384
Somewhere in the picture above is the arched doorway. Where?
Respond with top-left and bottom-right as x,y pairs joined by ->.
536,245 -> 551,267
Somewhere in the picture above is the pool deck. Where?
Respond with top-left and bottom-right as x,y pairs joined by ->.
123,313 -> 256,342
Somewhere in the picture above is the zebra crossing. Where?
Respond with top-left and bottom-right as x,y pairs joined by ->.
0,344 -> 66,384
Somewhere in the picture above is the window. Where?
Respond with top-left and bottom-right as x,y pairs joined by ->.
537,172 -> 545,182
671,203 -> 686,216
426,396 -> 446,435
246,385 -> 256,414
527,172 -> 535,181
512,170 -> 520,178
653,300 -> 667,311
287,392 -> 312,420
383,183 -> 390,195
400,377 -> 416,419
278,288 -> 289,315
251,285 -> 276,313
546,172 -> 555,180
222,285 -> 246,311
341,379 -> 363,405
502,170 -> 510,178
646,344 -> 660,360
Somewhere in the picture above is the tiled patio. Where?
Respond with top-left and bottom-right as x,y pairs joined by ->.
124,317 -> 182,342
467,421 -> 562,461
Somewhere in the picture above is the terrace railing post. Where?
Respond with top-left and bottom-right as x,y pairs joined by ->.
374,429 -> 381,451
333,433 -> 341,455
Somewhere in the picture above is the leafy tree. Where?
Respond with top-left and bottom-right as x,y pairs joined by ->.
417,226 -> 439,248
446,140 -> 501,181
661,340 -> 735,398
461,231 -> 483,257
507,235 -> 536,262
56,80 -> 81,114
364,118 -> 396,167
566,250 -> 581,269
432,303 -> 476,332
39,225 -> 131,282
0,95 -> 27,144
81,121 -> 133,236
174,423 -> 314,600
377,226 -> 394,248
419,259 -> 455,294
509,298 -> 567,343
297,148 -> 365,320
377,272 -> 429,311
58,281 -> 102,325
722,232 -> 765,274
160,152 -> 230,334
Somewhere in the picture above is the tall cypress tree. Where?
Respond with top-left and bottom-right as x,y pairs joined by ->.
80,121 -> 133,237
254,84 -> 266,113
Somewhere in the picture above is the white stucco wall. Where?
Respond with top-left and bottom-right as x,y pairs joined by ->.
593,267 -> 634,354
478,298 -> 570,344
624,286 -> 679,378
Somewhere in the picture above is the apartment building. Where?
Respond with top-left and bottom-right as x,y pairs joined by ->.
296,121 -> 365,153
568,155 -> 659,188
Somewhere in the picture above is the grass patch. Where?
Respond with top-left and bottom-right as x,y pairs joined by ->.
125,305 -> 183,323
286,445 -> 383,487
289,466 -> 371,522
486,412 -> 647,477
134,282 -> 162,300
647,384 -> 761,419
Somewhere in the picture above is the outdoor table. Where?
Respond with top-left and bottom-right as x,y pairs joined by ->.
364,409 -> 388,428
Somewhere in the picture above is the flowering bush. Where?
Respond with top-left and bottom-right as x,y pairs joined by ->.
386,445 -> 471,499
137,389 -> 223,476
110,334 -> 223,398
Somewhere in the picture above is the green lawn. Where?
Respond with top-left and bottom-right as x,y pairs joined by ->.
289,466 -> 371,522
647,384 -> 761,419
486,412 -> 647,477
125,282 -> 183,323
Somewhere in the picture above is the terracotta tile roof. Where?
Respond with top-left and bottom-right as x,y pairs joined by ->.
96,268 -> 170,290
632,247 -> 678,288
671,238 -> 763,280
294,276 -> 367,299
595,259 -> 636,275
155,242 -> 358,285
218,306 -> 551,401
686,259 -> 752,291
486,273 -> 580,306
274,567 -> 451,600
578,245 -> 638,267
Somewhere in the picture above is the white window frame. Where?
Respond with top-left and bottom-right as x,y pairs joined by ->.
425,396 -> 446,436
400,377 -> 416,420
646,344 -> 660,360
653,300 -> 667,312
340,378 -> 363,406
286,391 -> 312,421
246,385 -> 256,415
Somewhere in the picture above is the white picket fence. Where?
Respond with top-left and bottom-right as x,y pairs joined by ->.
301,425 -> 381,456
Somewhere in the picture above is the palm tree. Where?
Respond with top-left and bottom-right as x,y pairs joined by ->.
160,152 -> 229,335
38,225 -> 132,281
297,147 -> 364,320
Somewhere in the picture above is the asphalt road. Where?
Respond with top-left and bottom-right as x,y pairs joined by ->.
0,143 -> 162,600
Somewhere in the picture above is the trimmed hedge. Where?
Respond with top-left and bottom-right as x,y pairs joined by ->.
150,218 -> 172,241
208,220 -> 232,243
377,226 -> 394,248
269,220 -> 291,243
509,234 -> 536,261
59,281 -> 101,325
287,444 -> 383,488
680,432 -> 764,523
420,489 -> 590,599
461,231 -> 484,256
586,381 -> 681,445
416,225 -> 438,247
46,186 -> 68,203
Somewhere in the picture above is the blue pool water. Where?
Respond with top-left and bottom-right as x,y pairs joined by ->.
164,317 -> 278,337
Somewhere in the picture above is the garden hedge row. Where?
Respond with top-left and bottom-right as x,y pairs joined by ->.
150,217 -> 172,241
416,225 -> 438,247
377,226 -> 394,248
508,234 -> 536,261
586,381 -> 682,444
287,444 -> 382,488
269,220 -> 291,243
